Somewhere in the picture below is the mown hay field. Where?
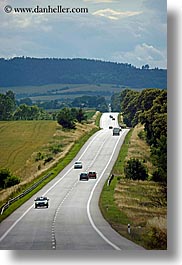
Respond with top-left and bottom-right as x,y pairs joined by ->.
0,121 -> 58,177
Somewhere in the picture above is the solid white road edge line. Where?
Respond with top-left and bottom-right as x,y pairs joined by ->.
87,132 -> 126,251
0,129 -> 104,243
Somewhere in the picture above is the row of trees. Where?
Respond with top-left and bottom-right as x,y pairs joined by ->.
113,88 -> 167,183
0,57 -> 166,88
0,91 -> 89,127
0,91 -> 51,121
14,104 -> 52,120
0,91 -> 107,121
19,95 -> 108,112
0,89 -> 89,123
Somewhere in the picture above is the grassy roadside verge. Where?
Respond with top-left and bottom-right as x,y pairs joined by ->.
0,113 -> 101,223
99,125 -> 167,249
99,129 -> 132,228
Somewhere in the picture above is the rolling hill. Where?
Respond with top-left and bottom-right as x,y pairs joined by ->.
0,57 -> 167,89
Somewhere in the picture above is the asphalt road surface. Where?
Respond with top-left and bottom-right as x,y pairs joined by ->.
0,113 -> 144,250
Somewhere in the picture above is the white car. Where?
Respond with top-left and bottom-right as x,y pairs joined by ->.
34,196 -> 49,208
74,161 -> 82,169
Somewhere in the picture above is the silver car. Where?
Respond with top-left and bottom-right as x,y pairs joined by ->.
74,161 -> 83,169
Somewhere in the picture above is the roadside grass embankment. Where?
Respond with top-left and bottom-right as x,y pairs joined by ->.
99,124 -> 167,249
0,111 -> 101,222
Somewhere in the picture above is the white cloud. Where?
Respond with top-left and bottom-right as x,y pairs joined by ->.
112,43 -> 167,68
93,8 -> 142,20
0,12 -> 51,32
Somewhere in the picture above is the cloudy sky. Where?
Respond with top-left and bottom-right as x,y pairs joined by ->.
0,0 -> 167,68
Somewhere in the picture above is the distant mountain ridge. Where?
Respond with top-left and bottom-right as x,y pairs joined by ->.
0,57 -> 167,89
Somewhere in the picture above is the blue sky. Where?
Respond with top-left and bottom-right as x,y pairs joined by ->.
0,0 -> 167,68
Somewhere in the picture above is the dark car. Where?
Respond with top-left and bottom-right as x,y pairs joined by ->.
34,196 -> 49,208
79,172 -> 89,181
88,171 -> 97,179
113,127 -> 120,136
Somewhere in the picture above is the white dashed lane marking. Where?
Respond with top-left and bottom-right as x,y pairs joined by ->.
51,180 -> 78,249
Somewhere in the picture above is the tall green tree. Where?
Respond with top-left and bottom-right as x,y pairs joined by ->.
57,108 -> 76,129
121,90 -> 139,127
111,93 -> 121,112
140,90 -> 167,146
76,108 -> 86,123
0,91 -> 16,120
151,135 -> 167,183
124,158 -> 148,181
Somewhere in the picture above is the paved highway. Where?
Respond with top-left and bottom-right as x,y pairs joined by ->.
0,113 -> 144,250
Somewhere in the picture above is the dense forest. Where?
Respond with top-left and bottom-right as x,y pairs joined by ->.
111,88 -> 167,184
0,57 -> 166,88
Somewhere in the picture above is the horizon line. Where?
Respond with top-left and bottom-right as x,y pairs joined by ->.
0,56 -> 167,70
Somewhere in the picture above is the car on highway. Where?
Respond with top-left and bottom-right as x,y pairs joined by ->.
34,196 -> 49,208
74,161 -> 82,169
79,172 -> 89,181
113,127 -> 120,136
109,126 -> 113,129
88,171 -> 97,179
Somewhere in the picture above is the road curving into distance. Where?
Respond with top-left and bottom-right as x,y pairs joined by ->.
0,113 -> 144,250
